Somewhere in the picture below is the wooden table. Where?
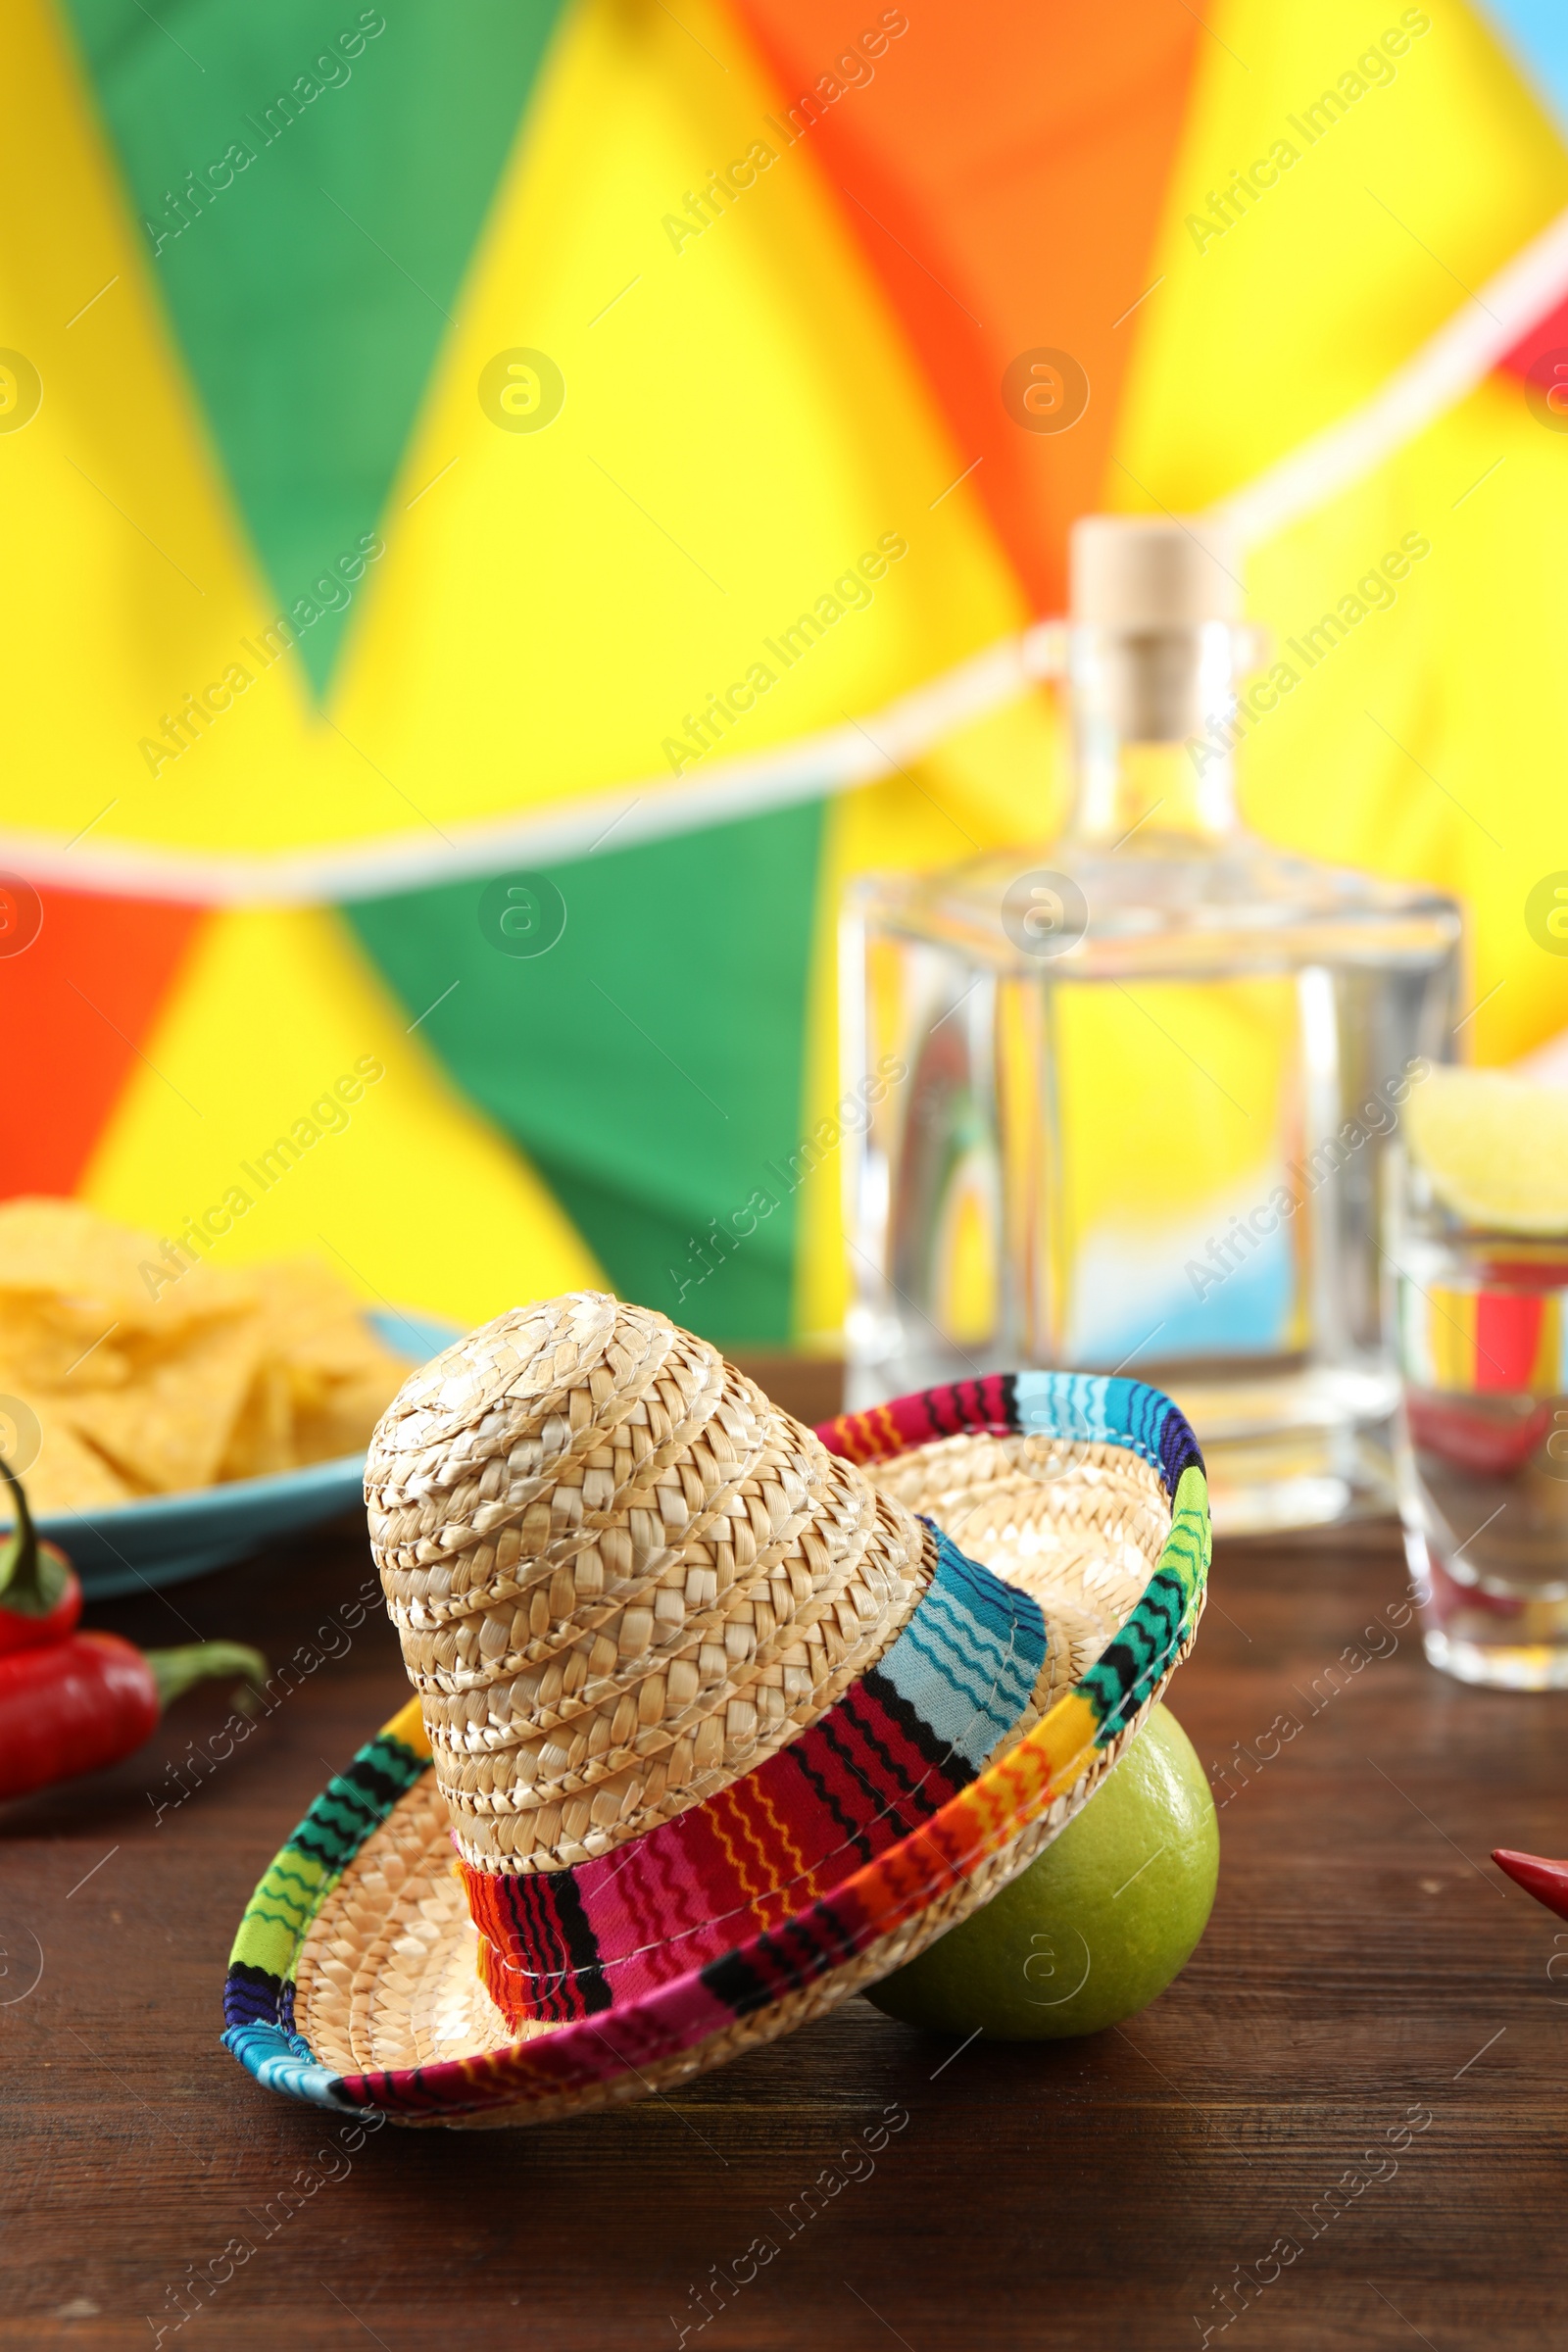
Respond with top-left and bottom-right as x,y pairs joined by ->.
5,1360 -> 1567,2350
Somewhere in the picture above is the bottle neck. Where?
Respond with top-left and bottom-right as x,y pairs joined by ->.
1059,620 -> 1248,846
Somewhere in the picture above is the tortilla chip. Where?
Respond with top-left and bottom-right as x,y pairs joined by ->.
218,1358 -> 296,1483
0,1197 -> 150,1315
291,1364 -> 407,1465
58,1312 -> 265,1494
245,1257 -> 410,1456
0,1305 -> 138,1390
250,1258 -> 384,1358
0,1209 -> 413,1502
0,1197 -> 256,1340
0,1410 -> 137,1522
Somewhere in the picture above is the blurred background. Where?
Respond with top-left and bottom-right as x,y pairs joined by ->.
5,0 -> 1568,1358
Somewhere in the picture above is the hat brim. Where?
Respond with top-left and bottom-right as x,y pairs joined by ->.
223,1374 -> 1208,2129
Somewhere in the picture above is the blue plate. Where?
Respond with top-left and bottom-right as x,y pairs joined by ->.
30,1310 -> 460,1599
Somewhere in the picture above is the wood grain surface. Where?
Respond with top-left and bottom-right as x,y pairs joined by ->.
3,1360 -> 1566,2350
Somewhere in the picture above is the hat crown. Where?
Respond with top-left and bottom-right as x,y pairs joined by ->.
366,1296 -> 929,1874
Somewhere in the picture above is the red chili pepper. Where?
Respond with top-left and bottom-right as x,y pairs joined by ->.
0,1458 -> 82,1653
1493,1848 -> 1568,1920
0,1632 -> 266,1802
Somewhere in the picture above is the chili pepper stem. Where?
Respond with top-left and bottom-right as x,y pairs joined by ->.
0,1457 -> 66,1617
147,1642 -> 269,1714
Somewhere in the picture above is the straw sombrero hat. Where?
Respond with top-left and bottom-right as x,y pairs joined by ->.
222,1295 -> 1208,2128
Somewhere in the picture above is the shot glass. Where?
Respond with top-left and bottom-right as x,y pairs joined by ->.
1393,1157 -> 1568,1689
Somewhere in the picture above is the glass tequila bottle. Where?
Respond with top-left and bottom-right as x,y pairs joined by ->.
842,515 -> 1463,1534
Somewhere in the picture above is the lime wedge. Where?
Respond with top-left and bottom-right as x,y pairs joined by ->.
1404,1068 -> 1568,1233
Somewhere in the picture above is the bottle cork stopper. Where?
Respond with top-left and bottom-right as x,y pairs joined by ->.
1070,514 -> 1240,627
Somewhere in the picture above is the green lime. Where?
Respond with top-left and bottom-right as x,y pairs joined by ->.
865,1703 -> 1218,2040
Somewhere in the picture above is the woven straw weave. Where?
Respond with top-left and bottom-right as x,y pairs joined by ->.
365,1296 -> 930,1874
865,1428 -> 1170,1697
293,1342 -> 1191,2117
293,1674 -> 1175,2114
